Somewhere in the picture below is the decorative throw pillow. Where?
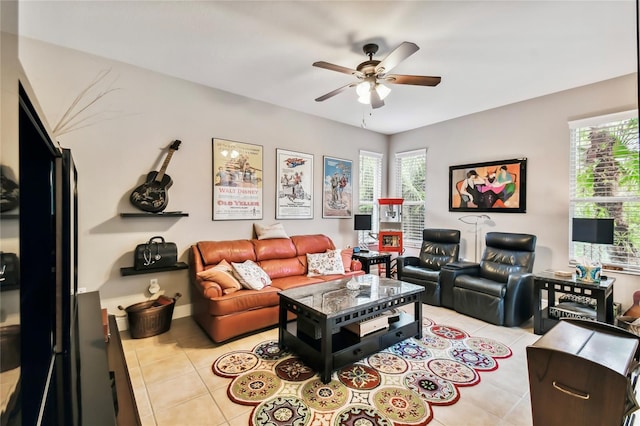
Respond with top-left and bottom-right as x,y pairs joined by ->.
231,260 -> 272,290
340,248 -> 354,272
254,222 -> 289,240
197,259 -> 243,295
307,249 -> 345,277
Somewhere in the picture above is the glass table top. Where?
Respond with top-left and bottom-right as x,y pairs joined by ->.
535,269 -> 614,289
279,274 -> 423,317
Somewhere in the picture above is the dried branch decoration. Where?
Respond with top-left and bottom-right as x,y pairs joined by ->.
52,69 -> 121,137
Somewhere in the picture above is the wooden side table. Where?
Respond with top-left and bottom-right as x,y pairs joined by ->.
351,251 -> 392,278
533,270 -> 615,335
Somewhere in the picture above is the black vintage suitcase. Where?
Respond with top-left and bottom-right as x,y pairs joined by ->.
133,236 -> 178,270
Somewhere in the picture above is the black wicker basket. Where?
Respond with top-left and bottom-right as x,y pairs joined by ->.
119,293 -> 181,339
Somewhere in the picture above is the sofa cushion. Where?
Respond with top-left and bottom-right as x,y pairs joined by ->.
307,249 -> 345,277
271,275 -> 326,291
197,240 -> 256,266
291,234 -> 335,255
232,260 -> 272,290
254,222 -> 289,240
208,287 -> 281,316
197,259 -> 243,294
258,257 -> 306,279
253,238 -> 297,261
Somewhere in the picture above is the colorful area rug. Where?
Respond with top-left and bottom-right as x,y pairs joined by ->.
212,317 -> 512,426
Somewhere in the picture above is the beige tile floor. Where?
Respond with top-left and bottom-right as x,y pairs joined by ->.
121,305 -> 540,426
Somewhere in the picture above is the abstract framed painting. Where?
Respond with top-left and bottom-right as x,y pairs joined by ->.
322,156 -> 352,218
212,138 -> 263,220
276,149 -> 313,219
449,158 -> 527,213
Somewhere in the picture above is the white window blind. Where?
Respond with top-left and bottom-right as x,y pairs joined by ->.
569,110 -> 640,273
395,149 -> 426,248
359,150 -> 382,232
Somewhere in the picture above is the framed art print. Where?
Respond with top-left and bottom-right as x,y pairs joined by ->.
449,157 -> 527,213
212,138 -> 263,220
276,149 -> 313,219
322,156 -> 352,218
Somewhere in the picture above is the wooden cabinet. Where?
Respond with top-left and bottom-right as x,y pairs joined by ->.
527,319 -> 639,426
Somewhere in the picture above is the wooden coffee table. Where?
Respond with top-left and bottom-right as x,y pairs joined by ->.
278,274 -> 424,383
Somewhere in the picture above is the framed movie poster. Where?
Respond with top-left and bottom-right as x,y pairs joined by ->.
212,138 -> 263,220
449,158 -> 527,213
322,156 -> 352,218
276,149 -> 313,219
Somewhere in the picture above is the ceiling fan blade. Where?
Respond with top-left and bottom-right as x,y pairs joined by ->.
375,41 -> 419,75
370,89 -> 384,109
384,74 -> 441,86
315,82 -> 357,102
313,61 -> 361,77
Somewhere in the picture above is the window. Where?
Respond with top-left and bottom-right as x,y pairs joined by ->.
569,111 -> 640,273
395,149 -> 426,248
358,150 -> 382,232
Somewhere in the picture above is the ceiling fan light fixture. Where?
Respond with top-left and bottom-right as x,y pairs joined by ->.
376,83 -> 391,100
313,41 -> 440,108
356,81 -> 372,98
356,82 -> 390,105
357,94 -> 371,105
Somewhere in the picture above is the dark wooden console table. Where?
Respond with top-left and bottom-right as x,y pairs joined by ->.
533,270 -> 615,335
278,275 -> 424,383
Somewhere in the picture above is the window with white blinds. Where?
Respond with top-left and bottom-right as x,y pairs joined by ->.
569,110 -> 640,273
358,150 -> 382,232
395,149 -> 426,248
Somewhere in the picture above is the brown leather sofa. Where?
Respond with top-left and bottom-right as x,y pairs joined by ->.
189,234 -> 364,342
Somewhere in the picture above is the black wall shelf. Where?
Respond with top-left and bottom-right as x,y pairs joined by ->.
120,262 -> 188,276
120,212 -> 188,217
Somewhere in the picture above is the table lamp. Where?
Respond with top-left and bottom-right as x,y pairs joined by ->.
572,218 -> 614,281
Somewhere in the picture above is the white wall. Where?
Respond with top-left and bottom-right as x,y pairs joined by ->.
390,73 -> 640,309
17,37 -> 640,319
18,39 -> 389,324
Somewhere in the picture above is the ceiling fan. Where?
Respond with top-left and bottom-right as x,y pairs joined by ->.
313,41 -> 441,109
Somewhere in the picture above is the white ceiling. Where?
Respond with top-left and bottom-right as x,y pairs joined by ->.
18,1 -> 638,135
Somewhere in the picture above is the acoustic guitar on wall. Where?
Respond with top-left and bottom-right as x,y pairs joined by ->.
130,140 -> 181,212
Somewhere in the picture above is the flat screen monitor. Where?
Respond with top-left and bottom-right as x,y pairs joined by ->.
354,214 -> 372,231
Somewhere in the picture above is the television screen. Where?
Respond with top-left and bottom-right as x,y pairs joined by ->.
354,214 -> 372,231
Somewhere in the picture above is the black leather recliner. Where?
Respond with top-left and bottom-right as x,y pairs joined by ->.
440,232 -> 537,326
396,229 -> 461,305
